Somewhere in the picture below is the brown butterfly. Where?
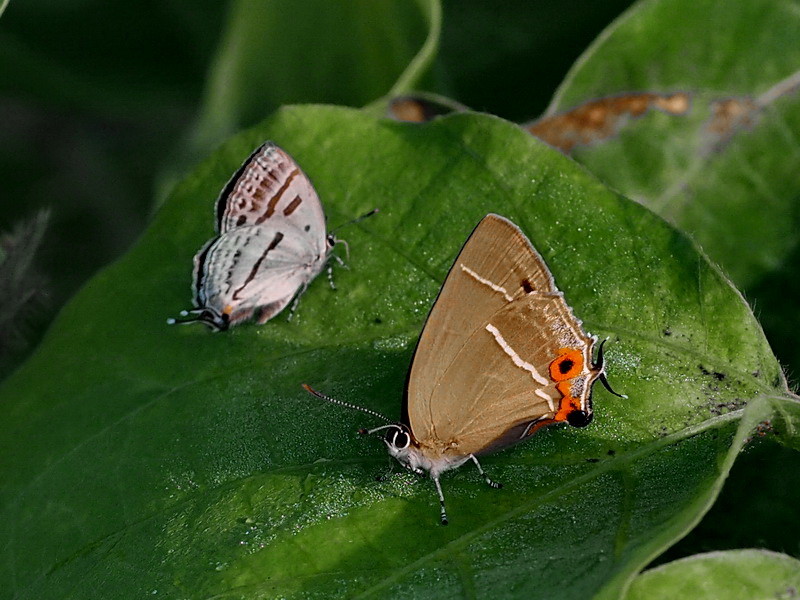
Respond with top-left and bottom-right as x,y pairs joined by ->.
304,213 -> 624,524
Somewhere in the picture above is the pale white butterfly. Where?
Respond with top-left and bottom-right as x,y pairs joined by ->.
169,141 -> 375,331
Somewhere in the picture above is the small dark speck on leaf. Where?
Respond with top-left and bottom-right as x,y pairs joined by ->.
607,449 -> 616,456
586,457 -> 600,463
708,397 -> 745,416
374,317 -> 382,324
663,328 -> 672,336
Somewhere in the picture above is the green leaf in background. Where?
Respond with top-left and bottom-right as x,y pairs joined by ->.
190,0 -> 441,155
541,0 -> 800,371
0,105 -> 793,598
625,549 -> 800,599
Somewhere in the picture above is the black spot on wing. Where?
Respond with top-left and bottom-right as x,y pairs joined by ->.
559,358 -> 574,374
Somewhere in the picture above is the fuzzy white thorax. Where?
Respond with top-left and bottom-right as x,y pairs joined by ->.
386,443 -> 471,480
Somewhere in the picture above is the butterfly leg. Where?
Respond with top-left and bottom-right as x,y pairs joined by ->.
433,477 -> 449,525
470,454 -> 503,489
327,261 -> 336,290
285,283 -> 309,322
374,462 -> 396,482
327,252 -> 348,290
375,458 -> 422,482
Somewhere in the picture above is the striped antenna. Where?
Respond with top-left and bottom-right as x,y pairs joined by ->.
166,308 -> 227,331
329,208 -> 378,236
301,384 -> 393,424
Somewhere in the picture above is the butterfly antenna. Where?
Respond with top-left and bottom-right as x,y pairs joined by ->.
361,423 -> 400,436
594,338 -> 628,399
301,384 -> 394,424
328,209 -> 377,262
329,208 -> 379,236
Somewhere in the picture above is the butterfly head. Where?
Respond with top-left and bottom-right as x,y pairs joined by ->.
299,385 -> 433,474
380,423 -> 436,476
384,423 -> 412,450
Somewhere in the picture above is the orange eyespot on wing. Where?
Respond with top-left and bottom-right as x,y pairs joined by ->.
553,381 -> 582,421
549,348 -> 584,381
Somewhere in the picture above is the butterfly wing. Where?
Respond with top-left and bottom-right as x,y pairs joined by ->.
423,292 -> 599,456
214,142 -> 327,252
406,214 -> 599,455
406,214 -> 556,420
193,222 -> 326,326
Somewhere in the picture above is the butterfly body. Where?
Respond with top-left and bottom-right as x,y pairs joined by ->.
386,433 -> 471,480
171,142 -> 334,330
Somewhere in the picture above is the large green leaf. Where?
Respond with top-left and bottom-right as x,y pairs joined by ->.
0,106 -> 791,598
626,549 -> 800,599
542,0 -> 800,370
